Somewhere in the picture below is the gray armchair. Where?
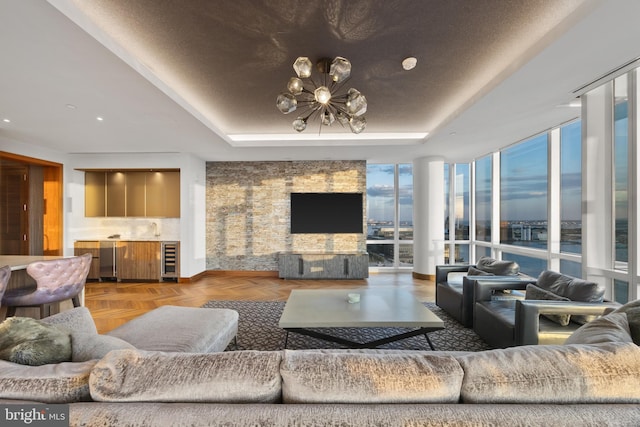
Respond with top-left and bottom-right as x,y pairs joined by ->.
435,260 -> 532,327
473,271 -> 619,348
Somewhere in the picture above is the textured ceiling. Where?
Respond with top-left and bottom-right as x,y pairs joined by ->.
68,0 -> 587,136
3,1 -> 640,162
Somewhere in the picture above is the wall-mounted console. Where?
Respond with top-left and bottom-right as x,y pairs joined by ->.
278,252 -> 369,279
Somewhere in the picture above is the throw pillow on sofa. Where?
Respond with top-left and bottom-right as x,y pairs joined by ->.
607,299 -> 640,345
565,312 -> 633,345
0,317 -> 71,366
475,257 -> 520,275
525,284 -> 572,326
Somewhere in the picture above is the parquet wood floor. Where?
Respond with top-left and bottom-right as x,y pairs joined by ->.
84,272 -> 435,334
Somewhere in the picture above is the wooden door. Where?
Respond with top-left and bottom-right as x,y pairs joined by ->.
0,152 -> 63,256
0,159 -> 28,254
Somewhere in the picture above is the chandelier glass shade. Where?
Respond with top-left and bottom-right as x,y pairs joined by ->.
276,56 -> 367,134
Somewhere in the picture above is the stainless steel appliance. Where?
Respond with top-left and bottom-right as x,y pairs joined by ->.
161,241 -> 179,281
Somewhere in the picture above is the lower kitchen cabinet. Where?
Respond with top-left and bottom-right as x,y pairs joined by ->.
73,241 -> 100,280
116,241 -> 161,281
74,240 -> 174,282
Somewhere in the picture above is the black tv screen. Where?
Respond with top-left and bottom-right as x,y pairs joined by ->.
290,193 -> 363,234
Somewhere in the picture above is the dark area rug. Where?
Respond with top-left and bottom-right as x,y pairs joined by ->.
202,300 -> 490,352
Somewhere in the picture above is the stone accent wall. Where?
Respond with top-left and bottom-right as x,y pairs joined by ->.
206,161 -> 366,271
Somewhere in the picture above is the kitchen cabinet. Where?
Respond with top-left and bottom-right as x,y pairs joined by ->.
116,241 -> 161,281
83,170 -> 180,218
74,240 -> 178,282
146,171 -> 180,217
84,173 -> 105,217
73,241 -> 101,280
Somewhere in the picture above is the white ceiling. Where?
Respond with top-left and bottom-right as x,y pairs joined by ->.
1,0 -> 639,163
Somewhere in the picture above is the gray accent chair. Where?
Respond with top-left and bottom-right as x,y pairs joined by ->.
473,270 -> 620,348
435,258 -> 532,328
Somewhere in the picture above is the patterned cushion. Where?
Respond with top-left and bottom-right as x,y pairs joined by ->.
525,283 -> 571,326
565,312 -> 633,345
456,342 -> 640,403
281,350 -> 464,404
71,333 -> 136,362
0,359 -> 96,403
89,349 -> 282,403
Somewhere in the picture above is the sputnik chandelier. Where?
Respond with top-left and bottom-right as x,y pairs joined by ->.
276,56 -> 367,134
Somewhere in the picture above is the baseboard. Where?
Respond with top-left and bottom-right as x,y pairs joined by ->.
179,270 -> 279,283
412,271 -> 435,281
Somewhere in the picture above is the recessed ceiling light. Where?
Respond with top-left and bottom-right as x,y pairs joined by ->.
402,57 -> 417,71
96,116 -> 104,121
2,118 -> 10,123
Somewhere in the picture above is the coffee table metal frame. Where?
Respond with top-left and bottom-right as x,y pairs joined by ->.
279,289 -> 444,350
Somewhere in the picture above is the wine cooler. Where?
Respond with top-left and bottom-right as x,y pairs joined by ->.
161,241 -> 180,281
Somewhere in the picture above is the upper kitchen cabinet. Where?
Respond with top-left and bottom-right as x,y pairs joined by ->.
83,169 -> 180,218
146,171 -> 180,217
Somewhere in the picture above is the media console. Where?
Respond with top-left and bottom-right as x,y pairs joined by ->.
278,252 -> 369,279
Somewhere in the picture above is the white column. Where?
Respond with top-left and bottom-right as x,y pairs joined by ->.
413,156 -> 445,279
582,83 -> 613,296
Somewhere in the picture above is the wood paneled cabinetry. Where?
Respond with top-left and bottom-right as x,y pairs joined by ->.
74,240 -> 176,282
117,241 -> 161,281
73,241 -> 101,280
83,170 -> 179,218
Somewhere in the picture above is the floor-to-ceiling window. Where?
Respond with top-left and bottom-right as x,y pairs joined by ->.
559,120 -> 582,277
443,121 -> 580,279
366,163 -> 413,269
444,164 -> 469,263
437,67 -> 639,303
475,155 -> 492,243
614,74 -> 630,302
500,134 -> 549,251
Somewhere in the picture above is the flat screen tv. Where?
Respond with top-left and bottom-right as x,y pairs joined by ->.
290,192 -> 363,234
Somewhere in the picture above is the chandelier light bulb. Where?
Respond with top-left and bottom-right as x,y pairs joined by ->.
292,117 -> 307,132
314,86 -> 332,105
276,93 -> 297,114
293,57 -> 312,78
287,77 -> 304,95
329,56 -> 351,82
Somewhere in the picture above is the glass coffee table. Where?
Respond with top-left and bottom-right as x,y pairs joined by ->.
279,289 -> 444,350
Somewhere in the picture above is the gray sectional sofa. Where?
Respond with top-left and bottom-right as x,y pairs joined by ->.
1,304 -> 640,426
